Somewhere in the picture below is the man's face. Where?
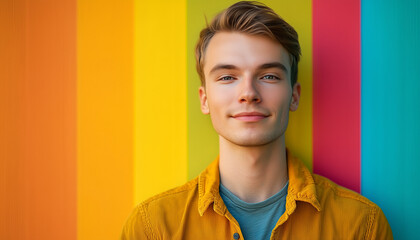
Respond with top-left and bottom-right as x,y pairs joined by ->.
199,32 -> 300,147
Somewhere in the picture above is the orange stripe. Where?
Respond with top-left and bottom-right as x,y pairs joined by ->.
0,0 -> 77,239
0,0 -> 26,239
77,0 -> 134,239
24,1 -> 77,238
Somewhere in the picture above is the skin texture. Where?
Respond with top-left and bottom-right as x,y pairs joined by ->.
199,32 -> 301,203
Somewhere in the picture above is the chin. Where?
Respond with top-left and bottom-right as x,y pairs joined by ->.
223,133 -> 280,147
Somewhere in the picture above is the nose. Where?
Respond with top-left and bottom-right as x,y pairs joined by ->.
238,77 -> 261,104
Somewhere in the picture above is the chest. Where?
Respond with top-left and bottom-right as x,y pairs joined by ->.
158,204 -> 364,240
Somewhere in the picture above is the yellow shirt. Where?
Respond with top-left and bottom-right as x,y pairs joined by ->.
121,151 -> 393,239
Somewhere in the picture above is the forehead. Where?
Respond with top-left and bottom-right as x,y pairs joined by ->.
203,32 -> 291,75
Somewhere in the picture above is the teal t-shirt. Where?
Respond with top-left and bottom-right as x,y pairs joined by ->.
220,181 -> 288,240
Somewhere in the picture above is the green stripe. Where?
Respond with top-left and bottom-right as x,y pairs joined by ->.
187,0 -> 313,179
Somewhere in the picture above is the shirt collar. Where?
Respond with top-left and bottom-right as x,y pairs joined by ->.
286,149 -> 322,211
198,156 -> 226,216
198,149 -> 321,216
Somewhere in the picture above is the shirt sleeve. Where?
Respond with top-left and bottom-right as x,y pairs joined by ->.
367,205 -> 393,240
120,204 -> 153,240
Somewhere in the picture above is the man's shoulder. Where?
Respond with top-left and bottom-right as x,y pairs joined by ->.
288,153 -> 379,213
312,173 -> 376,209
309,173 -> 392,238
140,177 -> 199,210
121,178 -> 200,239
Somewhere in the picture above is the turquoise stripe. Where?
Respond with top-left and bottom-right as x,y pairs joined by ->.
361,0 -> 420,239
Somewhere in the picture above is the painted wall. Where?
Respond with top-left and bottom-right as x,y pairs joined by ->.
1,0 -> 419,239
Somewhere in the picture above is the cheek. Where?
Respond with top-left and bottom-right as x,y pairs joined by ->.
207,89 -> 232,130
207,87 -> 235,110
266,88 -> 292,109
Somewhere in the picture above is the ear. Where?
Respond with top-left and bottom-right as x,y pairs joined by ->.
199,86 -> 210,114
289,82 -> 301,112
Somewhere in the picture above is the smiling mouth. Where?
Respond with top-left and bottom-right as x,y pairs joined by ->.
231,112 -> 269,122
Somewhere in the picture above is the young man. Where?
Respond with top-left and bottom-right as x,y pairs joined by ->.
121,1 -> 393,239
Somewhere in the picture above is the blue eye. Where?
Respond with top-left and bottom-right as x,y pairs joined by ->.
219,76 -> 234,81
262,75 -> 280,80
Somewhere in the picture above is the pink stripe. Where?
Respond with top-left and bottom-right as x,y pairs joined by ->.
312,0 -> 361,192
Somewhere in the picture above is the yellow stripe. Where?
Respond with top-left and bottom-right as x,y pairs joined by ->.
77,0 -> 134,239
134,0 -> 187,203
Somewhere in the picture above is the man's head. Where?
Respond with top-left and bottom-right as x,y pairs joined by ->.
195,1 -> 301,88
196,1 -> 302,147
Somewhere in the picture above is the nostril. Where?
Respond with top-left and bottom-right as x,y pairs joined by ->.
239,97 -> 261,103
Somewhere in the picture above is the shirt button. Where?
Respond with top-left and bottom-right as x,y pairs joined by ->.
233,233 -> 240,239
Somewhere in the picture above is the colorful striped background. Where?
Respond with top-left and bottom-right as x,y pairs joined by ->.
1,0 -> 419,239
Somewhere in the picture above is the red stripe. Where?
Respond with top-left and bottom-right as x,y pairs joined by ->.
312,0 -> 361,192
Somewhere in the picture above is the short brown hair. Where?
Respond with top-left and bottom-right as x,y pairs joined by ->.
195,1 -> 301,87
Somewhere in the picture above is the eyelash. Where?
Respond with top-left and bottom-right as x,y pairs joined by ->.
217,74 -> 280,81
261,75 -> 280,80
219,76 -> 234,81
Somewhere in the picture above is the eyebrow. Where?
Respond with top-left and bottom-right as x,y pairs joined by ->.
259,62 -> 288,73
209,62 -> 288,75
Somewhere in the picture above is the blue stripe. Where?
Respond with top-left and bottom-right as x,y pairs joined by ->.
361,0 -> 420,239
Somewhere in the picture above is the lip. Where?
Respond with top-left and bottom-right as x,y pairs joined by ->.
231,112 -> 269,122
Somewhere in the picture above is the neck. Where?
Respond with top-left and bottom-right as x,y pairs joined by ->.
218,136 -> 288,203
